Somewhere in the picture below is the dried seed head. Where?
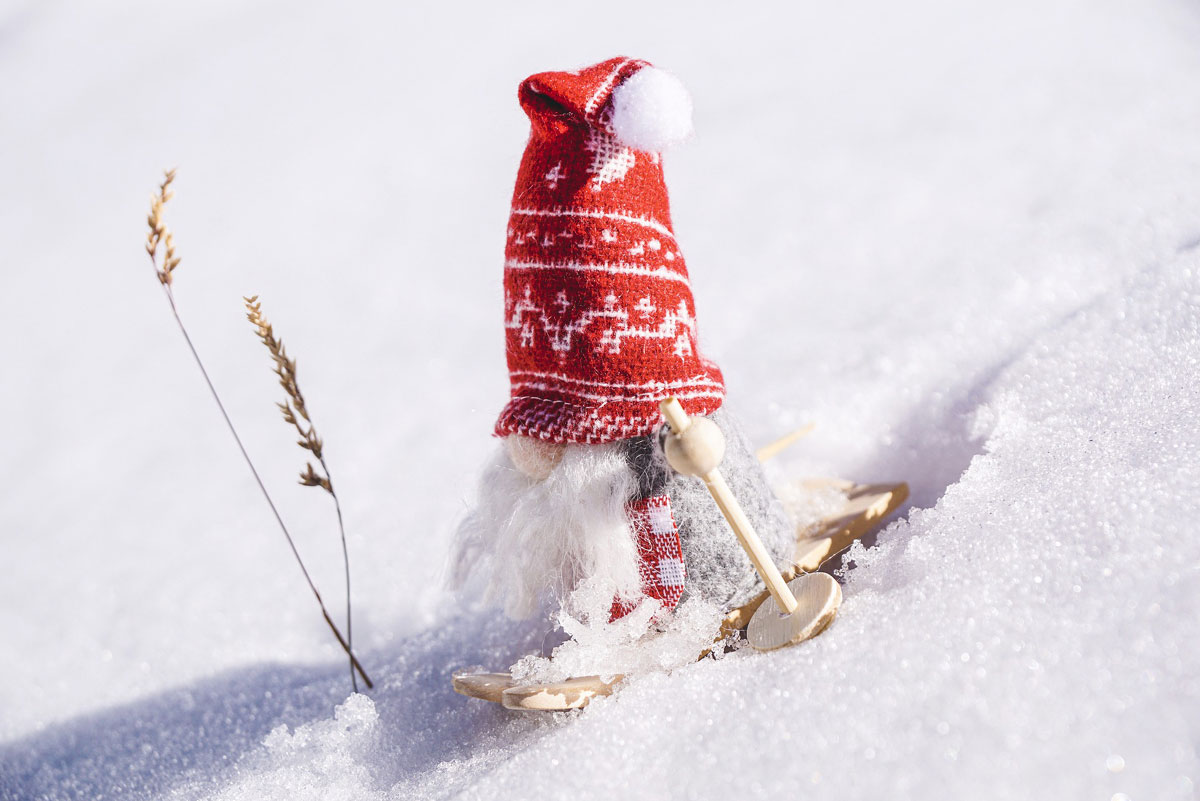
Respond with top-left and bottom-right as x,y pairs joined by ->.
145,168 -> 180,286
244,295 -> 333,494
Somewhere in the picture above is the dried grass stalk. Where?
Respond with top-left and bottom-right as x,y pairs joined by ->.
144,169 -> 371,691
245,295 -> 359,691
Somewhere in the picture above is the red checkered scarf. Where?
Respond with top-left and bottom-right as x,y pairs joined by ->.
610,494 -> 686,621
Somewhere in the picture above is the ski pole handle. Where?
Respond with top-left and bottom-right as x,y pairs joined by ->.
659,398 -> 798,615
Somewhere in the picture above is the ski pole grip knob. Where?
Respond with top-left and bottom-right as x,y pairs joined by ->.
660,397 -> 726,477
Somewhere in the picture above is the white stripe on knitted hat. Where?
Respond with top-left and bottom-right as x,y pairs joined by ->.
507,416 -> 657,442
584,58 -> 635,119
508,370 -> 724,391
504,258 -> 689,285
509,383 -> 725,404
510,207 -> 677,242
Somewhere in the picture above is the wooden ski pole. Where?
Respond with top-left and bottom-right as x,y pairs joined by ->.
659,397 -> 842,651
659,397 -> 798,614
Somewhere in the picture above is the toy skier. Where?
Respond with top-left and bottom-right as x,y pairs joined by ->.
451,57 -> 797,626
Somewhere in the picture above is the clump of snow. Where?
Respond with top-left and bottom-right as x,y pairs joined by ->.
510,581 -> 727,685
212,694 -> 381,801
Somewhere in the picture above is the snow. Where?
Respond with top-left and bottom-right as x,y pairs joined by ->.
2,0 -> 1199,798
509,595 -> 729,686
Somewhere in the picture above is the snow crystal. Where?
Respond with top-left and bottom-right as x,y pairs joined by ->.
209,695 -> 382,801
509,589 -> 728,685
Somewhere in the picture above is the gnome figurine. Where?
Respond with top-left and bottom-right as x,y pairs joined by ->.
453,57 -> 795,627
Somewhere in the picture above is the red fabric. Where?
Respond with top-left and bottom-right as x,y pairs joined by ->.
495,57 -> 725,445
610,495 -> 687,621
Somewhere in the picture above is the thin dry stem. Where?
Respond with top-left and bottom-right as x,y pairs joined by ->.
145,169 -> 371,691
244,295 -> 358,692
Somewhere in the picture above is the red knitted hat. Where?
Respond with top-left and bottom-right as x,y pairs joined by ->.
495,56 -> 726,445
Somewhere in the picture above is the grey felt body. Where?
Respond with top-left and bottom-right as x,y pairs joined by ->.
623,408 -> 795,611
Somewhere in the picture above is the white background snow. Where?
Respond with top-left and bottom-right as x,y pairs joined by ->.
2,0 -> 1198,798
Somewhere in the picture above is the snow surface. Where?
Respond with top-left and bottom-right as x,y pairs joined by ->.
2,0 -> 1199,798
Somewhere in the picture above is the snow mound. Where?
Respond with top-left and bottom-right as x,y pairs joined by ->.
212,695 -> 382,801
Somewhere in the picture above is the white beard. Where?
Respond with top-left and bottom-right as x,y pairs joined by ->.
450,441 -> 642,619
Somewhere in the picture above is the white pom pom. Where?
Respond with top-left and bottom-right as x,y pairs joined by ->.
610,66 -> 694,153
